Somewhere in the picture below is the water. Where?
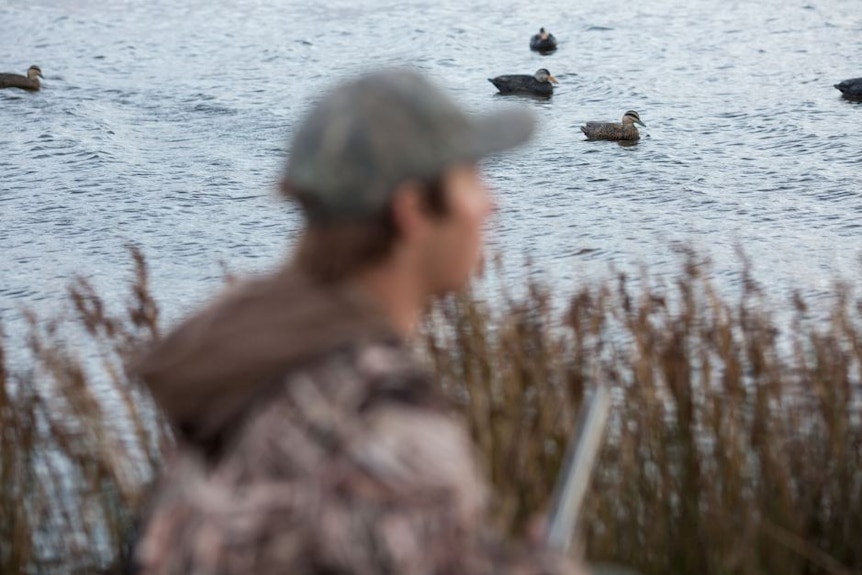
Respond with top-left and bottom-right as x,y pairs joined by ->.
2,0 -> 862,340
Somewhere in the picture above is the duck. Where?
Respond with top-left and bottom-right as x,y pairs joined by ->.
489,68 -> 559,97
834,77 -> 862,101
580,110 -> 646,141
530,27 -> 557,53
0,65 -> 43,91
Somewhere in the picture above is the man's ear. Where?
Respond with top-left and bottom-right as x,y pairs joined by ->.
390,181 -> 429,243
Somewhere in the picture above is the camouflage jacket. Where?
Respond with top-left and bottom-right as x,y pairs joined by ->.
134,269 -> 583,575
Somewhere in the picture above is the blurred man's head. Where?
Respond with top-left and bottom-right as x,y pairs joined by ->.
280,68 -> 534,294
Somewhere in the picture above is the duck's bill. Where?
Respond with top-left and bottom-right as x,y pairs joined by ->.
636,120 -> 646,127
550,75 -> 559,84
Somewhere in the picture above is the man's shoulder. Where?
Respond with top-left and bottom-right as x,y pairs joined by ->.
150,337 -> 487,520
293,338 -> 444,412
230,338 -> 476,486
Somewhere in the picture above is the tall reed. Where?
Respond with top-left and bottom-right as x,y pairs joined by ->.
1,247 -> 167,574
1,249 -> 859,574
424,256 -> 861,575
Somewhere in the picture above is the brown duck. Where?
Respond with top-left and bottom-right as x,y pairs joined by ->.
580,110 -> 646,141
0,65 -> 43,91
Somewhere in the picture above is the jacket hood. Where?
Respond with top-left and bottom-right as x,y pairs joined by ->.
136,266 -> 395,449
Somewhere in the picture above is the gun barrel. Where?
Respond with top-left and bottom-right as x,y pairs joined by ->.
546,385 -> 612,552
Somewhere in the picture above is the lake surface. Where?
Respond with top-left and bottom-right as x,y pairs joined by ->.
2,0 -> 861,340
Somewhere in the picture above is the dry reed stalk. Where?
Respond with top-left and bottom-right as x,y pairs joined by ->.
424,255 -> 861,575
1,248 -> 860,574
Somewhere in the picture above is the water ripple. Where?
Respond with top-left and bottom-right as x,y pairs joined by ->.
2,0 -> 862,333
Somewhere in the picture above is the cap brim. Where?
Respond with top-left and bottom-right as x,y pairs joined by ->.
469,108 -> 536,158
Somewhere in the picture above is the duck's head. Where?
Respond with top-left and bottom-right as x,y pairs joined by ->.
539,27 -> 549,39
534,68 -> 559,84
622,110 -> 646,127
28,65 -> 43,80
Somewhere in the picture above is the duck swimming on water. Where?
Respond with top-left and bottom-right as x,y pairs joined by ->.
0,65 -> 43,91
530,27 -> 557,53
834,77 -> 862,101
489,68 -> 559,97
580,110 -> 646,141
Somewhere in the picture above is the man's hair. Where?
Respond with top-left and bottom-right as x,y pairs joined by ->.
284,179 -> 448,284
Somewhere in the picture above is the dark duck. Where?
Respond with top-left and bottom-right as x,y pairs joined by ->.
489,68 -> 558,97
834,77 -> 862,101
530,27 -> 557,53
0,65 -> 43,91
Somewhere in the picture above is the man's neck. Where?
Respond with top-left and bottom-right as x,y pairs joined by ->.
353,262 -> 427,338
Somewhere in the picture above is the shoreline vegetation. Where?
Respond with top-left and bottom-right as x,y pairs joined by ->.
1,247 -> 860,574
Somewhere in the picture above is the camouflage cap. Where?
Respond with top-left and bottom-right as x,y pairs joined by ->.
284,67 -> 535,220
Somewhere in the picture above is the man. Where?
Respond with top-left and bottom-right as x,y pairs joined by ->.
134,68 -> 583,575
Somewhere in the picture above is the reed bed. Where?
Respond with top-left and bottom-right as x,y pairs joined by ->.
1,248 -> 166,574
1,248 -> 860,574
